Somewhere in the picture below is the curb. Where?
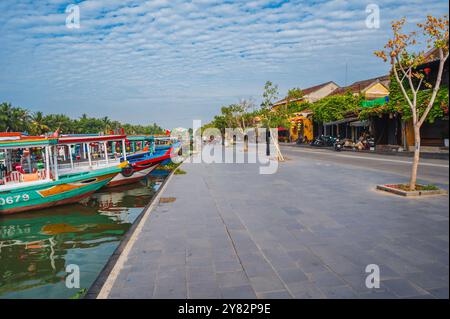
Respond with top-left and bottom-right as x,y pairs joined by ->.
376,184 -> 448,197
281,143 -> 449,160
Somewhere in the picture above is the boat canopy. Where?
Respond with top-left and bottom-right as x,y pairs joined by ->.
57,134 -> 127,145
126,135 -> 155,142
0,133 -> 57,149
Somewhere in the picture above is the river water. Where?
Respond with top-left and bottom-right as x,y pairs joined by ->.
0,170 -> 169,299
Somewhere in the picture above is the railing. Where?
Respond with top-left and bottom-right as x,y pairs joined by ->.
58,158 -> 120,172
1,169 -> 47,186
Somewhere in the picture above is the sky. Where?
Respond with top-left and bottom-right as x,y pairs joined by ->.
0,0 -> 448,129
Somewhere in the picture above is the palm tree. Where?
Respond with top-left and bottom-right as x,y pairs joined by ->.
30,111 -> 49,135
9,107 -> 31,132
101,116 -> 112,133
0,102 -> 12,131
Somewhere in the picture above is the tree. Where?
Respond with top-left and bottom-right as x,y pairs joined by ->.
286,88 -> 304,113
235,98 -> 256,151
43,114 -> 74,133
0,103 -> 13,131
310,92 -> 361,123
261,81 -> 279,110
259,83 -> 291,160
375,15 -> 449,190
101,116 -> 112,133
0,102 -> 167,136
30,111 -> 49,135
211,115 -> 228,145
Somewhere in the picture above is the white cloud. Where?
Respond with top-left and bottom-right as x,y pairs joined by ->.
0,0 -> 448,128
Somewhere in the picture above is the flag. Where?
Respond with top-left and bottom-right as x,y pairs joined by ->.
52,128 -> 60,138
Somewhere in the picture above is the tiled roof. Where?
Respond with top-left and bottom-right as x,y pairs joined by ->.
273,81 -> 338,106
302,81 -> 337,95
330,75 -> 389,96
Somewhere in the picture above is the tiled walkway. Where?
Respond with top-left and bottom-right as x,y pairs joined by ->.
102,145 -> 449,299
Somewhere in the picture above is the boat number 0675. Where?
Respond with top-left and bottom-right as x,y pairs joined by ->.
0,194 -> 30,206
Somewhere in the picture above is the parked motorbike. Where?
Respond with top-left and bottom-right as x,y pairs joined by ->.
333,138 -> 344,151
366,137 -> 376,149
311,135 -> 337,147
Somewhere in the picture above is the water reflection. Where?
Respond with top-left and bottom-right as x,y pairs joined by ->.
0,171 -> 168,299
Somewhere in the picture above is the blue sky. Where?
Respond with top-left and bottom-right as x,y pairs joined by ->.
0,0 -> 448,129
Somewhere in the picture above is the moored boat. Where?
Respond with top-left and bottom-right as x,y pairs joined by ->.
0,134 -> 126,215
55,134 -> 180,188
106,146 -> 174,188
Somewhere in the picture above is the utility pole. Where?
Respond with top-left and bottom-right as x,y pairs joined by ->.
345,62 -> 348,86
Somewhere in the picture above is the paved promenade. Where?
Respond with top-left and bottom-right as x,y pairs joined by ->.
98,145 -> 449,299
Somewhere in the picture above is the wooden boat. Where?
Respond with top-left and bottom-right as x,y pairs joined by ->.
0,134 -> 126,215
56,134 -> 179,188
106,146 -> 174,188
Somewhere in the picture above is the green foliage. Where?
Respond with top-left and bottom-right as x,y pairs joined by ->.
286,88 -> 304,101
392,184 -> 439,191
287,101 -> 310,114
358,73 -> 449,122
258,84 -> 304,129
0,102 -> 31,132
174,168 -> 186,175
69,288 -> 87,299
261,81 -> 279,110
159,162 -> 180,170
0,102 -> 166,135
387,73 -> 448,123
309,93 -> 362,123
203,101 -> 258,134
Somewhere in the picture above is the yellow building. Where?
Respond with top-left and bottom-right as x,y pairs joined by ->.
272,81 -> 339,142
289,111 -> 314,143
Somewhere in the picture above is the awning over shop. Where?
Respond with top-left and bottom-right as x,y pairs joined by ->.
324,117 -> 358,126
350,120 -> 369,127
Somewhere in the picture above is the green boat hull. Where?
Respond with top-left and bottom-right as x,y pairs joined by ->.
0,166 -> 121,215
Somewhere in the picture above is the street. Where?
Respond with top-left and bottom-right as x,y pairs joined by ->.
98,145 -> 449,299
281,145 -> 449,187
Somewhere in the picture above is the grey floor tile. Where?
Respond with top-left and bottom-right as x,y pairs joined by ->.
242,261 -> 275,277
382,278 -> 429,298
217,271 -> 249,288
257,290 -> 293,299
288,282 -> 326,299
214,260 -> 243,273
319,285 -> 358,299
249,274 -> 286,293
308,270 -> 346,288
220,285 -> 257,299
276,267 -> 309,284
358,289 -> 399,299
188,282 -> 221,299
187,266 -> 217,283
428,287 -> 449,299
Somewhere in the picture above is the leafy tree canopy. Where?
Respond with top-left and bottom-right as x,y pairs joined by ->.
0,102 -> 166,135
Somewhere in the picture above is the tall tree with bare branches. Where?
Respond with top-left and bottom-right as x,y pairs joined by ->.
375,15 -> 448,190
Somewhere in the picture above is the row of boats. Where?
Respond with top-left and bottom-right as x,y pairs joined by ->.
0,132 -> 181,215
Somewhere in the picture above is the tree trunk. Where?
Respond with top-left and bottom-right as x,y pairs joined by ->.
409,125 -> 421,191
270,132 -> 284,161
